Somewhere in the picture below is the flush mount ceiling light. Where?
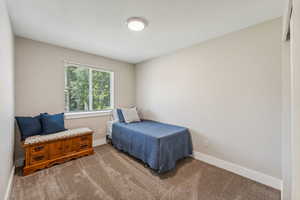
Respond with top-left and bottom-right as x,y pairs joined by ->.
126,17 -> 148,31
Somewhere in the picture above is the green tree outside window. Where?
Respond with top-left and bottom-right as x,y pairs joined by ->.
64,64 -> 113,112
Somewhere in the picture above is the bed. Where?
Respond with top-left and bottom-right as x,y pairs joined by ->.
111,120 -> 193,173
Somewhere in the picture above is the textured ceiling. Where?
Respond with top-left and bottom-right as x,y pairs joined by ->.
7,0 -> 283,63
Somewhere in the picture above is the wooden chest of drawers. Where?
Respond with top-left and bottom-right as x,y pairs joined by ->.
23,131 -> 94,175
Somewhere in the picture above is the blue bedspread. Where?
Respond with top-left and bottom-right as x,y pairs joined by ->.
112,120 -> 193,173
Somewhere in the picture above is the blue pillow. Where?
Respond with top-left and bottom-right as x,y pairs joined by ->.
15,115 -> 43,140
117,109 -> 125,122
39,112 -> 48,130
40,113 -> 66,134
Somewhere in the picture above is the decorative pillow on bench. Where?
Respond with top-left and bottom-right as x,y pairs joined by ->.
16,112 -> 66,140
15,115 -> 43,140
40,113 -> 66,134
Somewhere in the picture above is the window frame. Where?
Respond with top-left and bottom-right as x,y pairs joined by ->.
64,61 -> 114,119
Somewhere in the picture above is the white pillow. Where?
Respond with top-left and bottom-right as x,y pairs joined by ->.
121,107 -> 141,123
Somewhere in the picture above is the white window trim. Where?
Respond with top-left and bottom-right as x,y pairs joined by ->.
88,68 -> 93,111
64,61 -> 115,117
65,110 -> 112,120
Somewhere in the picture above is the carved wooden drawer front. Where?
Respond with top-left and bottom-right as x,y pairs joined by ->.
31,144 -> 48,154
63,139 -> 73,154
79,141 -> 90,150
79,135 -> 92,149
30,153 -> 48,165
71,136 -> 92,151
71,138 -> 81,152
49,141 -> 64,159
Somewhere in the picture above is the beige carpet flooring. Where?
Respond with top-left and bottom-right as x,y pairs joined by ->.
11,144 -> 280,200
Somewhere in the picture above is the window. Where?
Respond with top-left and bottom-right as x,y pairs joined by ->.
64,63 -> 114,113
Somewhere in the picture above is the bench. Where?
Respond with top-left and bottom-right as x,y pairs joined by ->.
22,128 -> 94,175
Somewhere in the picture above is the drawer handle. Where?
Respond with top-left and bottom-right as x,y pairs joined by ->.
80,144 -> 88,149
33,155 -> 44,161
34,146 -> 44,151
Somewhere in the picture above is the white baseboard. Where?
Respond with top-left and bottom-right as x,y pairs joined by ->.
93,138 -> 107,147
193,151 -> 282,190
4,166 -> 15,200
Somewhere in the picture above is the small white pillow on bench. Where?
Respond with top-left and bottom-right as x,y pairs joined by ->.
121,107 -> 141,123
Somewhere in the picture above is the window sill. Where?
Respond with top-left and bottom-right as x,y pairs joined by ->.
65,110 -> 112,120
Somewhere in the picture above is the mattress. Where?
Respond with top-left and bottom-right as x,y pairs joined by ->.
112,120 -> 193,173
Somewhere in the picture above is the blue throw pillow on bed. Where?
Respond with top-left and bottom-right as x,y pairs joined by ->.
15,115 -> 43,140
117,109 -> 125,122
40,113 -> 66,134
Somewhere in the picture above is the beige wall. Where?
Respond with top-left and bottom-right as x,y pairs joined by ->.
282,40 -> 292,200
15,37 -> 135,160
136,19 -> 282,179
291,0 -> 300,199
0,0 -> 15,199
281,2 -> 292,200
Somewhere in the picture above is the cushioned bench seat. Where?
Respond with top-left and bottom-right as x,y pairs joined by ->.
24,127 -> 93,145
